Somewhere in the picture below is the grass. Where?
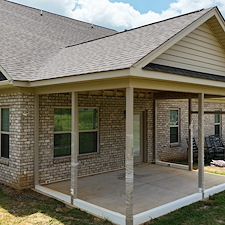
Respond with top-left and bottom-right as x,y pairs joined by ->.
0,184 -> 112,225
149,192 -> 225,225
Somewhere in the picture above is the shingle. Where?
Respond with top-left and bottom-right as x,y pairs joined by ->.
34,8 -> 214,81
0,1 -> 214,81
0,0 -> 116,81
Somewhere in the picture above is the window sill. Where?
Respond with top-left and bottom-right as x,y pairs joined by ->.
53,156 -> 71,164
170,143 -> 181,148
78,152 -> 99,159
0,157 -> 9,165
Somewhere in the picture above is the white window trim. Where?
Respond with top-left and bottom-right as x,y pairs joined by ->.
79,107 -> 99,155
169,108 -> 180,145
53,107 -> 99,157
215,109 -> 222,136
0,107 -> 10,160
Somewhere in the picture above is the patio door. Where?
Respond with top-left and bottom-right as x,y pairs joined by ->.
133,112 -> 144,163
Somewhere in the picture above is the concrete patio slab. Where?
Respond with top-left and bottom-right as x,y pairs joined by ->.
44,164 -> 225,215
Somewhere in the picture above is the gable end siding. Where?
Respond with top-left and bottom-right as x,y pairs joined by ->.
152,22 -> 225,77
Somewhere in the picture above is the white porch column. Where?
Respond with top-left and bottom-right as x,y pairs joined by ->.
154,100 -> 158,162
126,87 -> 134,225
198,93 -> 205,198
188,99 -> 193,171
71,92 -> 79,204
34,94 -> 39,186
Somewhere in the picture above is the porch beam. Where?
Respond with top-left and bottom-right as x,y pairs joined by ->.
71,92 -> 79,204
192,111 -> 225,114
34,94 -> 39,186
188,99 -> 193,171
198,93 -> 205,198
125,87 -> 134,225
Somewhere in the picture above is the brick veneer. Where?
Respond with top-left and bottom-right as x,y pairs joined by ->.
0,92 -> 35,189
156,99 -> 225,162
38,93 -> 154,184
1,92 -> 224,189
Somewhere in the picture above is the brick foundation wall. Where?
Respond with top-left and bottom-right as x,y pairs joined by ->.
38,93 -> 154,184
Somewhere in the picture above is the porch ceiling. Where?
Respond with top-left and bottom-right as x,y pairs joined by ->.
44,164 -> 225,215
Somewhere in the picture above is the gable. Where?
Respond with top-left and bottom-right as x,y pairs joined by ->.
0,71 -> 7,81
151,21 -> 225,77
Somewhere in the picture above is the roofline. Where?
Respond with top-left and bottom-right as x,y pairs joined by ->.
6,0 -> 116,32
132,7 -> 219,69
66,8 -> 210,49
0,64 -> 12,81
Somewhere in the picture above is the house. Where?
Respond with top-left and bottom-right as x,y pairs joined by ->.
2,0 -> 225,224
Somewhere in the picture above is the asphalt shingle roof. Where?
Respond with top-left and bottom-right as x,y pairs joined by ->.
34,7 -> 214,81
0,0 -> 215,82
0,0 -> 116,81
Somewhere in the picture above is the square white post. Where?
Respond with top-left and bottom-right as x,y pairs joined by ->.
154,100 -> 158,162
198,93 -> 205,198
126,87 -> 134,225
188,99 -> 193,171
34,94 -> 39,186
71,92 -> 79,204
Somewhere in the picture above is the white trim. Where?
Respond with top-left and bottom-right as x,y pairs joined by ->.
133,193 -> 202,225
155,160 -> 189,170
73,199 -> 126,225
0,65 -> 12,81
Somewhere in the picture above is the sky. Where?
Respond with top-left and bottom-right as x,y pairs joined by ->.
9,0 -> 225,31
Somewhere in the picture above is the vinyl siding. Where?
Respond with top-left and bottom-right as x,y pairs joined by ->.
152,22 -> 225,76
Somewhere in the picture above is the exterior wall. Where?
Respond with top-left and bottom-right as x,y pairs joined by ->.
152,23 -> 225,77
156,99 -> 225,162
0,92 -> 35,189
38,93 -> 153,184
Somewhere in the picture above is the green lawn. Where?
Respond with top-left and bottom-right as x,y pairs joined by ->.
0,184 -> 112,225
149,192 -> 225,225
1,183 -> 225,225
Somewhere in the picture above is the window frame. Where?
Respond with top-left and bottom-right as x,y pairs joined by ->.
79,107 -> 99,155
0,107 -> 10,160
53,107 -> 72,158
53,107 -> 99,158
169,108 -> 180,145
214,109 -> 222,136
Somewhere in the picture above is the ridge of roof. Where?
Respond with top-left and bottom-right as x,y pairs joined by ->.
6,0 -> 116,33
66,7 -> 215,49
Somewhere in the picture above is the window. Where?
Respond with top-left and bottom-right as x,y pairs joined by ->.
79,108 -> 98,154
215,111 -> 221,136
54,108 -> 71,157
54,108 -> 98,157
1,108 -> 9,158
169,109 -> 179,144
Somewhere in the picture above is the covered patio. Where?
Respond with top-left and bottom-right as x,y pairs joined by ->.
36,164 -> 225,225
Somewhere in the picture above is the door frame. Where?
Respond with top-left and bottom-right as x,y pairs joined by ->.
133,110 -> 146,164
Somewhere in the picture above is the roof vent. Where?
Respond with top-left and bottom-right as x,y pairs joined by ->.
40,10 -> 43,16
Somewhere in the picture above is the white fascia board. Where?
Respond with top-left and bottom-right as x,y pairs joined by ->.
214,9 -> 225,32
29,69 -> 130,87
0,65 -> 13,81
130,67 -> 225,89
133,8 -> 217,69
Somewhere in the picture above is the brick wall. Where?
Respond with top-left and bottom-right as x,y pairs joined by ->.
1,91 -> 223,189
38,93 -> 154,184
0,92 -> 35,189
156,99 -> 225,162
